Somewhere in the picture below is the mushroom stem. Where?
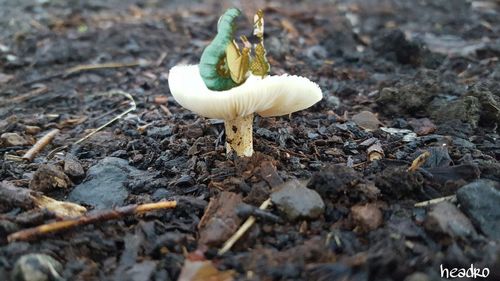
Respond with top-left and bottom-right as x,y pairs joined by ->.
225,114 -> 254,157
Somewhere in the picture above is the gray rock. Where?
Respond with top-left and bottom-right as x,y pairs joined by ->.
68,157 -> 141,209
124,261 -> 157,281
271,180 -> 325,220
64,153 -> 85,178
456,179 -> 500,240
326,95 -> 341,109
147,126 -> 172,139
0,132 -> 30,147
424,202 -> 477,238
432,96 -> 481,128
152,188 -> 175,200
11,253 -> 63,281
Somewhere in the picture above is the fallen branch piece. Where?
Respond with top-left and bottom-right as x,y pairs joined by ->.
46,90 -> 137,160
32,195 -> 87,218
63,61 -> 145,77
0,181 -> 38,210
0,181 -> 86,218
0,85 -> 48,106
22,129 -> 59,162
7,200 -> 177,242
74,90 -> 136,145
414,195 -> 457,207
218,198 -> 272,255
18,61 -> 147,88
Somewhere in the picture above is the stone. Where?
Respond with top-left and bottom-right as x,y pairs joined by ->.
64,153 -> 85,178
152,188 -> 175,201
124,261 -> 157,281
147,126 -> 173,139
424,202 -> 477,238
407,118 -> 437,135
456,179 -> 500,240
271,180 -> 325,220
29,164 -> 72,192
351,111 -> 381,131
432,96 -> 481,128
351,203 -> 383,232
68,157 -> 141,209
0,132 -> 31,147
325,95 -> 341,109
467,83 -> 500,126
11,253 -> 63,281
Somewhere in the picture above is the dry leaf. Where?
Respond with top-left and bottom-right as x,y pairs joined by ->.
178,260 -> 234,281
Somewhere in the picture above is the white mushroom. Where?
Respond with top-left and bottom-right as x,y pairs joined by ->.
168,64 -> 323,157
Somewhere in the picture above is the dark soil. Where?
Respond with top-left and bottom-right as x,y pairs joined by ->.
1,0 -> 499,280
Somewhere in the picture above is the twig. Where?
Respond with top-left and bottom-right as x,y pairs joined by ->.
74,90 -> 136,145
47,90 -> 136,159
22,129 -> 60,162
0,181 -> 86,217
407,151 -> 430,172
218,198 -> 272,255
19,61 -> 146,87
155,52 -> 168,67
7,200 -> 177,242
63,61 -> 144,78
32,195 -> 87,218
0,181 -> 39,209
414,195 -> 457,207
0,85 -> 48,106
159,104 -> 172,116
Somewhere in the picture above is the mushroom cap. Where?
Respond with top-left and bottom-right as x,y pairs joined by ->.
168,65 -> 323,120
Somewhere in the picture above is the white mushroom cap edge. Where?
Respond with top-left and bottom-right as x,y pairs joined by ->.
168,65 -> 323,120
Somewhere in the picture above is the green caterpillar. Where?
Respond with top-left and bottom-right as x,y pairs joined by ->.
199,8 -> 242,91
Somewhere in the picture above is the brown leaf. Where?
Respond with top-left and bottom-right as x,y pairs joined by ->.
198,192 -> 242,246
0,132 -> 33,147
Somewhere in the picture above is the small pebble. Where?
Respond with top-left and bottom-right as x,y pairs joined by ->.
424,201 -> 477,238
271,179 -> 325,220
457,179 -> 500,240
11,253 -> 63,281
0,133 -> 31,147
30,164 -> 72,192
64,153 -> 85,178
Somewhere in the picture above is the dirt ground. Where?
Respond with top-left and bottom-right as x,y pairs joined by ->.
0,0 -> 499,280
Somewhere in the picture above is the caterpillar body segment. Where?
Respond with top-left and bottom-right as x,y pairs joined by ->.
199,8 -> 242,91
198,8 -> 270,91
